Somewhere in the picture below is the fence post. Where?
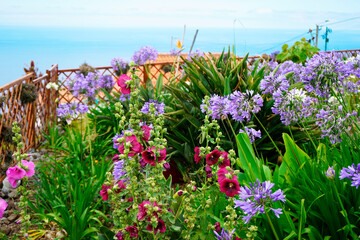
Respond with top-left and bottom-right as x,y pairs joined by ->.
142,65 -> 149,86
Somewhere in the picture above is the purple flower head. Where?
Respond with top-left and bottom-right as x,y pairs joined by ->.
141,99 -> 165,116
340,163 -> 360,188
111,58 -> 129,72
325,166 -> 335,179
57,102 -> 89,120
227,90 -> 263,123
213,228 -> 236,240
170,48 -> 181,56
201,95 -> 230,120
113,159 -> 127,182
234,179 -> 286,224
119,94 -> 131,102
187,49 -> 204,61
132,46 -> 158,65
239,127 -> 261,144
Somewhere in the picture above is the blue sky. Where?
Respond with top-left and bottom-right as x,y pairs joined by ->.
1,0 -> 360,29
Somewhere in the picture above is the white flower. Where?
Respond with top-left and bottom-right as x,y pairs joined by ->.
46,82 -> 59,90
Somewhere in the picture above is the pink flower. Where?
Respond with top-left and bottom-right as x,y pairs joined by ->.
137,201 -> 152,220
218,151 -> 230,168
114,181 -> 126,194
6,166 -> 27,188
206,149 -> 221,166
118,135 -> 143,157
117,74 -> 132,94
141,147 -> 166,167
214,222 -> 221,232
99,185 -> 111,201
21,160 -> 35,177
0,199 -> 7,219
142,125 -> 151,141
146,219 -> 166,234
125,225 -> 139,238
217,168 -> 231,183
219,175 -> 240,197
112,154 -> 120,163
194,147 -> 201,164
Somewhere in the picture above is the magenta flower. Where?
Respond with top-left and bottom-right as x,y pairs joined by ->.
218,151 -> 230,168
141,125 -> 151,141
146,219 -> 166,234
125,225 -> 139,238
117,74 -> 132,94
219,175 -> 240,197
118,135 -> 143,157
0,199 -> 7,219
137,201 -> 161,220
141,147 -> 166,167
21,160 -> 35,177
194,147 -> 201,164
99,185 -> 111,201
206,149 -> 221,166
214,222 -> 221,232
6,166 -> 27,188
217,168 -> 233,183
114,180 -> 126,194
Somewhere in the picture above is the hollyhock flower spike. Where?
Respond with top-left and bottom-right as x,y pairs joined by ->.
21,160 -> 35,177
6,166 -> 27,188
206,149 -> 222,166
125,225 -> 139,238
219,175 -> 240,197
118,134 -> 143,157
141,147 -> 167,166
0,199 -> 7,219
194,147 -> 201,164
117,74 -> 132,94
99,185 -> 111,201
141,125 -> 151,141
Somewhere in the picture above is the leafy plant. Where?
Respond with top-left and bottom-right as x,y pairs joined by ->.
276,38 -> 319,64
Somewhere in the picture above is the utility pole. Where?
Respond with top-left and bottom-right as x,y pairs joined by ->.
322,27 -> 332,51
315,25 -> 319,48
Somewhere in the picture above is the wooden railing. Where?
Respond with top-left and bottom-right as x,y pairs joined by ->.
0,49 -> 359,183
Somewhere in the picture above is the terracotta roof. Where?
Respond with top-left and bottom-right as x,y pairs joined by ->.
152,52 -> 223,63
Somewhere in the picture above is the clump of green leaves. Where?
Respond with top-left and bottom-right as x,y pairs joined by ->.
276,38 -> 319,64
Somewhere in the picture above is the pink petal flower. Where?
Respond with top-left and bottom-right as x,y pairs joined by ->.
21,160 -> 35,177
117,74 -> 132,94
6,166 -> 26,187
0,199 -> 7,219
194,147 -> 201,164
118,135 -> 143,157
206,149 -> 221,166
99,185 -> 111,201
218,151 -> 230,168
219,176 -> 240,197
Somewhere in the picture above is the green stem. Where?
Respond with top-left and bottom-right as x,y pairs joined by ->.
265,210 -> 280,240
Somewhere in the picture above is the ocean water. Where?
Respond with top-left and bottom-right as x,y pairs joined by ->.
0,26 -> 359,85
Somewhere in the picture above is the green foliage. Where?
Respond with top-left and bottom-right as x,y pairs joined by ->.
276,38 -> 319,64
28,124 -> 112,239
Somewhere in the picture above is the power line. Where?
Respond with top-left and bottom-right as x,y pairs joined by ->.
320,16 -> 360,27
260,31 -> 310,53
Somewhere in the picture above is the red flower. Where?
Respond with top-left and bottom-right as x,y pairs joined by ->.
146,219 -> 166,234
117,74 -> 132,94
214,222 -> 221,232
194,147 -> 201,164
217,168 -> 231,183
114,180 -> 126,194
205,165 -> 213,178
141,147 -> 166,167
219,175 -> 240,197
137,201 -> 162,220
142,125 -> 151,141
118,135 -> 143,157
112,154 -> 120,163
125,225 -> 138,238
99,185 -> 111,201
206,149 -> 221,166
115,231 -> 124,240
218,151 -> 230,168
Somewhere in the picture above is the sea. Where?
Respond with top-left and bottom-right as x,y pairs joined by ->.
0,26 -> 359,86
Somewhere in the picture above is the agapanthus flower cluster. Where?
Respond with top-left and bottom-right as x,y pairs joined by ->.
234,180 -> 286,224
111,58 -> 129,76
57,102 -> 89,121
227,90 -> 263,123
315,105 -> 357,144
339,163 -> 360,188
141,99 -> 165,116
300,51 -> 356,97
66,72 -> 114,99
132,46 -> 158,65
239,127 -> 261,144
200,95 -> 231,120
187,49 -> 204,61
214,228 -> 237,240
6,160 -> 35,188
170,48 -> 181,56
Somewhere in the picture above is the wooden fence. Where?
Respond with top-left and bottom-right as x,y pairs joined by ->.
0,49 -> 359,183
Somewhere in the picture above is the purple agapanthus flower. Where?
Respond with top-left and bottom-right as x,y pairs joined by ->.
111,58 -> 128,71
226,90 -> 263,123
239,127 -> 261,144
213,228 -> 236,240
119,94 -> 131,102
200,95 -> 230,120
57,102 -> 89,120
141,99 -> 165,116
170,48 -> 181,56
339,163 -> 360,188
132,46 -> 158,65
234,179 -> 286,224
